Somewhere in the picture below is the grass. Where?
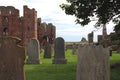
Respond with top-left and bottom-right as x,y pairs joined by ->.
110,51 -> 120,65
110,51 -> 120,80
25,50 -> 120,80
25,49 -> 77,80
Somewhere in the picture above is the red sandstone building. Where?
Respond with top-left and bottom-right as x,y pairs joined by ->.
0,5 -> 56,46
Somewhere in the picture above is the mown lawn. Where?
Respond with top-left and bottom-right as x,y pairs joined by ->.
110,51 -> 120,80
25,50 -> 120,80
25,49 -> 77,80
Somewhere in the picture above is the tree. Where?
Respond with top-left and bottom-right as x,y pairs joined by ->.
60,0 -> 120,28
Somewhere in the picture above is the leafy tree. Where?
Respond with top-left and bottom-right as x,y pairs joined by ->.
60,0 -> 120,28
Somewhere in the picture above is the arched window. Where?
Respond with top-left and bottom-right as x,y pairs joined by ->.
3,27 -> 8,35
3,16 -> 8,27
9,10 -> 11,14
2,16 -> 9,35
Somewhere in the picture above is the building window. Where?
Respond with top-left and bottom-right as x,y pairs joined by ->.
3,16 -> 8,26
9,10 -> 11,14
27,26 -> 30,30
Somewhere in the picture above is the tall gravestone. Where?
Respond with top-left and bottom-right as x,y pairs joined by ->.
98,35 -> 102,44
52,37 -> 67,64
88,31 -> 93,43
44,44 -> 52,58
77,44 -> 110,80
0,36 -> 26,80
26,39 -> 41,64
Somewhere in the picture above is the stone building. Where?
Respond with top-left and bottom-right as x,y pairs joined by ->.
46,23 -> 56,44
23,6 -> 37,46
37,19 -> 56,47
0,5 -> 37,46
0,6 -> 56,46
0,6 -> 22,39
97,25 -> 120,51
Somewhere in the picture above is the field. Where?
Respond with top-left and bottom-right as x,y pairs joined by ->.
25,50 -> 120,80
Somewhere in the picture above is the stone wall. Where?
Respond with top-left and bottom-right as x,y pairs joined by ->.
0,6 -> 21,38
37,22 -> 56,48
0,6 -> 56,46
23,5 -> 37,46
97,32 -> 120,50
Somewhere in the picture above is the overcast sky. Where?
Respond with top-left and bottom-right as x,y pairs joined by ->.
0,0 -> 115,42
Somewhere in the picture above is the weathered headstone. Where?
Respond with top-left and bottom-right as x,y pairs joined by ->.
44,44 -> 52,58
116,47 -> 120,53
0,36 -> 26,80
26,39 -> 41,64
88,31 -> 93,43
72,43 -> 77,55
52,37 -> 67,64
109,49 -> 112,56
77,44 -> 110,80
102,24 -> 107,39
80,37 -> 88,44
108,47 -> 112,56
98,35 -> 102,44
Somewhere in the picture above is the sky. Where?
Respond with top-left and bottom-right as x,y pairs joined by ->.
0,0 -> 115,42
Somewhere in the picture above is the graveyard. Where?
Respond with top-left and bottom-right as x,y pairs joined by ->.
0,4 -> 120,80
25,49 -> 77,80
24,49 -> 120,80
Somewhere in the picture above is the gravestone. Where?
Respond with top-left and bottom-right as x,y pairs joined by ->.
88,31 -> 93,43
98,35 -> 103,45
77,44 -> 110,80
117,47 -> 120,53
72,43 -> 77,55
52,37 -> 67,64
44,44 -> 52,58
26,39 -> 41,64
0,36 -> 26,80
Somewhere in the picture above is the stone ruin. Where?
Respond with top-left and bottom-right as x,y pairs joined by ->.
37,20 -> 56,48
77,44 -> 110,80
0,6 -> 37,46
0,36 -> 26,80
0,5 -> 56,65
86,24 -> 120,52
97,25 -> 120,51
0,6 -> 56,47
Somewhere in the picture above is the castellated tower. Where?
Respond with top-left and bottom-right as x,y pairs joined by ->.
0,6 -> 37,46
0,6 -> 22,38
0,6 -> 56,46
23,5 -> 37,46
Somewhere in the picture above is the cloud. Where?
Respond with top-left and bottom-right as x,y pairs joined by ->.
0,0 -> 115,42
